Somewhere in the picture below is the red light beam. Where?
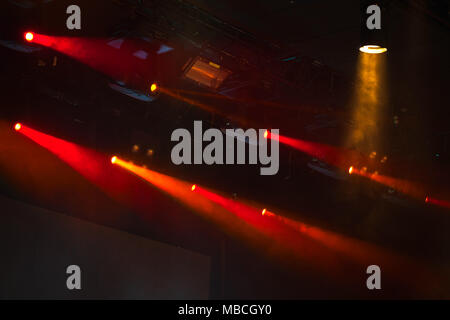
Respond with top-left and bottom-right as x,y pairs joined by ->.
268,132 -> 363,170
13,124 -> 169,215
425,196 -> 450,209
27,33 -> 155,91
350,166 -> 426,200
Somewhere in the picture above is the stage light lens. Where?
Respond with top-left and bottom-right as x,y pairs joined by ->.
24,32 -> 34,42
348,166 -> 354,174
14,123 -> 22,131
262,208 -> 266,215
359,45 -> 387,54
264,130 -> 269,139
150,83 -> 157,93
111,156 -> 117,164
425,196 -> 429,203
191,184 -> 196,191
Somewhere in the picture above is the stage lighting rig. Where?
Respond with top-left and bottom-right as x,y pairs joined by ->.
183,57 -> 232,90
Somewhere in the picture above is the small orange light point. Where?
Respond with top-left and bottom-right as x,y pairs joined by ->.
262,208 -> 266,215
150,83 -> 157,92
348,166 -> 354,174
191,184 -> 196,191
14,123 -> 22,131
111,156 -> 117,164
25,32 -> 34,42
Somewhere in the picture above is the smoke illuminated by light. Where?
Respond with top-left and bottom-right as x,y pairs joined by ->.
346,49 -> 387,155
262,209 -> 393,265
26,33 -> 155,92
350,166 -> 425,200
110,157 -> 291,254
8,130 -> 438,291
111,158 -> 365,278
13,124 -> 170,215
425,196 -> 450,209
268,132 -> 362,170
194,185 -> 435,290
259,205 -> 436,292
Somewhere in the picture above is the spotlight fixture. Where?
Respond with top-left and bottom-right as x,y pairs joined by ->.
261,208 -> 266,215
359,45 -> 387,54
348,166 -> 354,174
191,184 -> 196,191
111,156 -> 117,164
148,82 -> 160,100
14,123 -> 22,131
24,32 -> 34,42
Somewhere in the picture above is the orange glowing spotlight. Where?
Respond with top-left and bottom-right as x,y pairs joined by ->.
111,156 -> 117,164
348,166 -> 354,174
150,83 -> 158,93
24,32 -> 34,42
191,184 -> 196,191
264,130 -> 269,139
261,208 -> 266,215
14,123 -> 22,131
